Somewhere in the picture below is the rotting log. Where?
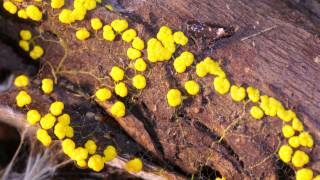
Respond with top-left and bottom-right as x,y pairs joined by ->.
0,0 -> 319,179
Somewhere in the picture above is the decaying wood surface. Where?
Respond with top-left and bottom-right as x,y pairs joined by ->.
0,0 -> 319,179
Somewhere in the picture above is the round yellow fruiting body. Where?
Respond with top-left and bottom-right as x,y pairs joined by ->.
250,106 -> 264,120
110,101 -> 126,118
90,18 -> 103,30
73,0 -> 84,9
278,145 -> 293,163
158,40 -> 173,60
292,150 -> 309,168
20,30 -> 32,40
26,109 -> 41,125
36,129 -> 52,147
127,47 -> 142,60
296,168 -> 313,180
173,31 -> 188,46
111,19 -> 128,33
54,122 -> 67,140
14,75 -> 29,87
62,138 -> 75,156
51,0 -> 64,9
50,101 -> 64,116
247,86 -> 260,102
196,61 -> 208,77
103,30 -> 115,41
65,126 -> 74,138
88,154 -> 104,172
179,51 -> 194,66
157,26 -> 172,41
132,37 -> 145,50
95,88 -> 112,101
166,89 -> 182,107
19,40 -> 30,51
3,1 -> 17,14
160,42 -> 176,58
259,95 -> 283,117
74,0 -> 96,10
85,140 -> 97,154
59,9 -> 74,24
147,38 -> 172,62
64,127 -> 73,139
282,125 -> 295,138
115,82 -> 128,97
173,58 -> 187,73
134,58 -> 147,72
77,160 -> 87,168
71,6 -> 87,21
215,177 -> 226,180
41,78 -> 54,94
203,57 -> 225,77
72,147 -> 89,161
76,28 -> 90,41
292,118 -> 304,132
298,132 -> 314,148
184,80 -> 200,95
40,113 -> 56,130
76,160 -> 87,168
58,113 -> 71,125
122,29 -> 137,42
288,136 -> 300,148
18,9 -> 28,19
277,109 -> 296,122
109,66 -> 124,81
30,46 -> 43,59
259,95 -> 269,113
26,5 -> 42,21
213,77 -> 230,95
161,33 -> 175,54
73,0 -> 85,9
103,145 -> 117,162
158,28 -> 176,54
230,85 -> 246,102
16,91 -> 32,107
271,98 -> 283,112
125,158 -> 143,173
268,97 -> 282,117
103,25 -> 115,41
132,75 -> 147,90
30,45 -> 44,60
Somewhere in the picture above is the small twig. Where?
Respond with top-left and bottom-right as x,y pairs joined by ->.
45,61 -> 58,84
107,157 -> 166,180
56,38 -> 69,73
241,26 -> 277,41
2,130 -> 27,179
248,136 -> 281,169
59,70 -> 107,82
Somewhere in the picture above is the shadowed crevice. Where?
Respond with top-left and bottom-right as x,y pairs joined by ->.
192,120 -> 245,174
275,159 -> 295,180
192,165 -> 221,180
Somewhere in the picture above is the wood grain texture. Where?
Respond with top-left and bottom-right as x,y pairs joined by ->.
0,0 -> 319,179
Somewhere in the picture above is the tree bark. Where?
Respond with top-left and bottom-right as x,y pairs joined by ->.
0,0 -> 319,179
